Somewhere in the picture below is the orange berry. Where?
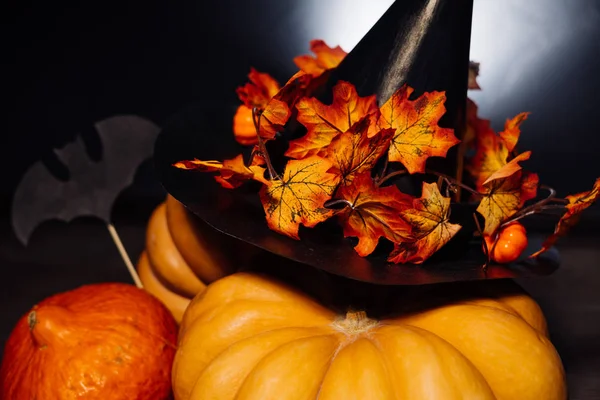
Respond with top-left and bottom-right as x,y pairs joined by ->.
483,222 -> 528,264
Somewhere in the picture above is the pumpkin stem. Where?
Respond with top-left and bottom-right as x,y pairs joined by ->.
332,310 -> 378,335
28,310 -> 37,330
28,305 -> 73,348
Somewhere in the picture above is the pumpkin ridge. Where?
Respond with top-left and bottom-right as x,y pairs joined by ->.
185,299 -> 332,335
188,326 -> 330,398
400,326 -> 487,399
175,322 -> 333,397
232,333 -> 340,400
373,324 -> 497,399
366,334 -> 401,400
180,274 -> 335,332
197,326 -> 330,379
315,336 -> 348,400
401,305 -> 565,399
455,300 -> 547,335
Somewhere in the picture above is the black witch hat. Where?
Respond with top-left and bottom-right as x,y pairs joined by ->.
153,0 -> 559,285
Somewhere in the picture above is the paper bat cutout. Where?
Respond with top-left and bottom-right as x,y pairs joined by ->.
12,115 -> 160,244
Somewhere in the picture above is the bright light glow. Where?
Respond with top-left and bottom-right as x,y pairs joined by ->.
469,0 -> 600,118
300,0 -> 395,52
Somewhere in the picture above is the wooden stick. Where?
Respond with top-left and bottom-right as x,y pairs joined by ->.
106,223 -> 143,288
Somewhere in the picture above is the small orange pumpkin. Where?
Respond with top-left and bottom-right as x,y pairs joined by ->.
0,283 -> 177,400
173,273 -> 566,400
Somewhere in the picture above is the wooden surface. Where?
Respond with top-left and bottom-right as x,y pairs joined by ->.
0,213 -> 598,399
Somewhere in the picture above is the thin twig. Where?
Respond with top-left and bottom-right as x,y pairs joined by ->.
252,107 -> 280,180
107,223 -> 143,288
513,185 -> 557,218
378,156 -> 389,181
550,197 -> 569,204
426,169 -> 482,197
501,205 -> 565,227
473,213 -> 490,270
501,210 -> 539,227
454,142 -> 467,202
248,146 -> 263,166
377,169 -> 408,187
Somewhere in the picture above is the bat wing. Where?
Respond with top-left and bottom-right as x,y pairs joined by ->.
11,115 -> 160,245
11,138 -> 93,245
96,115 -> 160,210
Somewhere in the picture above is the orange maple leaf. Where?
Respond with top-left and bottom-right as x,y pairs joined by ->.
532,178 -> 600,257
233,69 -> 285,146
467,112 -> 530,190
467,124 -> 507,190
376,85 -> 460,174
293,40 -> 347,77
464,98 -> 491,150
477,172 -> 539,236
257,98 -> 291,141
259,156 -> 340,239
388,182 -> 461,264
173,154 -> 268,189
286,80 -> 379,159
499,112 -> 529,153
483,150 -> 531,185
334,173 -> 412,257
236,68 -> 280,109
325,116 -> 394,185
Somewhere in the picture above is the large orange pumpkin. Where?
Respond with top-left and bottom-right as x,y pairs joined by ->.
173,273 -> 566,400
0,283 -> 177,400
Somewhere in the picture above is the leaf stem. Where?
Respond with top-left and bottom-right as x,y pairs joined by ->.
324,198 -> 353,210
252,107 -> 280,180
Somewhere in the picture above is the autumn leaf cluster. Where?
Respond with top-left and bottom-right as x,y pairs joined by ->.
174,41 -> 600,265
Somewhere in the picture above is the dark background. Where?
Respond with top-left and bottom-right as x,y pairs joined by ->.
1,0 -> 599,397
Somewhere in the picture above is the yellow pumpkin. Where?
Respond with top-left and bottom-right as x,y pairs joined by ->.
137,251 -> 191,322
145,202 -> 206,298
165,195 -> 235,283
138,196 -> 243,322
173,273 -> 566,400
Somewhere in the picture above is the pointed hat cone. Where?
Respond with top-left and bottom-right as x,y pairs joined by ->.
306,0 -> 475,192
328,0 -> 474,130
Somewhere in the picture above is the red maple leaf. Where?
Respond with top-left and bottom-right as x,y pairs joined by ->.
334,172 -> 412,257
325,116 -> 394,186
388,182 -> 461,264
532,178 -> 600,257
